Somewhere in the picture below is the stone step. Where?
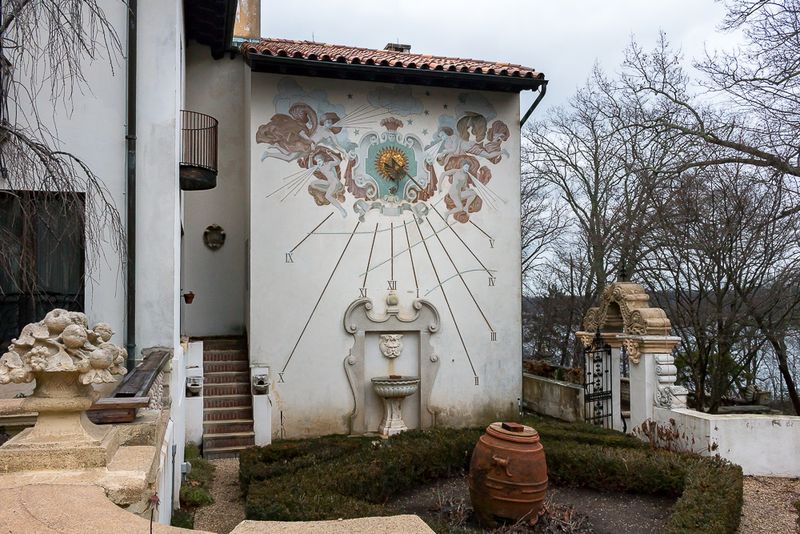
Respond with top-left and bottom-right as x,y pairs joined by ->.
203,406 -> 253,421
203,360 -> 249,373
204,371 -> 249,384
203,446 -> 248,460
199,337 -> 246,351
203,349 -> 248,363
204,419 -> 254,434
203,432 -> 255,451
204,382 -> 250,396
204,394 -> 251,409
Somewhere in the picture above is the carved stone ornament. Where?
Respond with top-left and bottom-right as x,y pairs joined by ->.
0,308 -> 127,386
203,224 -> 226,250
654,353 -> 688,409
343,295 -> 440,435
623,338 -> 641,365
0,309 -> 127,472
379,334 -> 404,359
580,282 -> 672,365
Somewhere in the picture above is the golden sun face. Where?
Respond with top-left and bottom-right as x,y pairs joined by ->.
375,147 -> 408,182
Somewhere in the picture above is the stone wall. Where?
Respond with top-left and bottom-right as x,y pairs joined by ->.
652,407 -> 800,476
522,373 -> 584,422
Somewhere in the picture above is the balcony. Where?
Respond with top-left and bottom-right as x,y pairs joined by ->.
180,110 -> 218,191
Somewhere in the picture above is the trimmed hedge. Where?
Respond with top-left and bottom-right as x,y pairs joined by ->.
239,417 -> 742,533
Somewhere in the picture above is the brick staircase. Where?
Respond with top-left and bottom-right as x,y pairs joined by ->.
201,337 -> 254,458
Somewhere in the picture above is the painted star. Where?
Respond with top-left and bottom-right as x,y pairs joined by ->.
424,110 -> 430,115
425,91 -> 431,96
407,119 -> 414,125
422,128 -> 428,135
443,104 -> 448,109
354,129 -> 360,135
347,93 -> 353,99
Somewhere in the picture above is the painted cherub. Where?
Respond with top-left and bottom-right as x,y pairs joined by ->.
440,157 -> 479,220
308,151 -> 348,218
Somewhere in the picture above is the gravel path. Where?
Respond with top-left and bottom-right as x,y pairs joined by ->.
194,458 -> 246,534
738,476 -> 800,534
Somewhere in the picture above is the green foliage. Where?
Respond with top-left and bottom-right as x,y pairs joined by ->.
184,442 -> 202,460
664,457 -> 743,534
180,485 -> 214,508
177,443 -> 217,510
240,419 -> 742,533
170,508 -> 194,529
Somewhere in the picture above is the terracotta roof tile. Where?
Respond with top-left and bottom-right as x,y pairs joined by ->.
241,38 -> 545,81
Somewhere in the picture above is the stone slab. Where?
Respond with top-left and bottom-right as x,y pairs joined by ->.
0,484 -> 210,533
230,515 -> 435,534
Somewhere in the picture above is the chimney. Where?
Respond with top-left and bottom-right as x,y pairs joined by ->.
384,43 -> 411,53
234,0 -> 261,41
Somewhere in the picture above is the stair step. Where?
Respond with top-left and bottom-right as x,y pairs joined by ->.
203,446 -> 249,460
204,371 -> 249,384
204,383 -> 250,396
204,406 -> 253,421
203,349 -> 248,363
204,360 -> 249,373
204,394 -> 252,409
197,337 -> 246,351
203,432 -> 255,450
204,419 -> 254,434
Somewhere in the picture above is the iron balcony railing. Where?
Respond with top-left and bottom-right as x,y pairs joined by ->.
180,110 -> 218,190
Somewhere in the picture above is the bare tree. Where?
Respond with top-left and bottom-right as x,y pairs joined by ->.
625,16 -> 800,180
523,65 -> 682,298
0,1 -> 124,338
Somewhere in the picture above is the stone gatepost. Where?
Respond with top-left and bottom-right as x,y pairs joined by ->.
577,282 -> 686,434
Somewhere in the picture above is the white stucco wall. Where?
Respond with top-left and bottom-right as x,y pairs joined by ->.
0,2 -> 129,340
248,73 -> 522,438
654,407 -> 800,476
182,44 -> 249,336
135,0 -> 184,352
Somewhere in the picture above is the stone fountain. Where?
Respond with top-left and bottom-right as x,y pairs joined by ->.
371,333 -> 420,438
0,309 -> 127,472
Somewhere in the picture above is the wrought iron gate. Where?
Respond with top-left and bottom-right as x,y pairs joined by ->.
584,333 -> 613,428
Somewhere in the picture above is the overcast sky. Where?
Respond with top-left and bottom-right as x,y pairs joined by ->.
261,0 -> 743,116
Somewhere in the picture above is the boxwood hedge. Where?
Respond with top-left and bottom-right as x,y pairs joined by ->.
239,416 -> 742,533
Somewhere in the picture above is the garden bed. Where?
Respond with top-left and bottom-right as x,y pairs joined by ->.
239,416 -> 743,534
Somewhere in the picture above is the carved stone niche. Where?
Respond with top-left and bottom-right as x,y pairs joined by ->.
343,296 -> 440,435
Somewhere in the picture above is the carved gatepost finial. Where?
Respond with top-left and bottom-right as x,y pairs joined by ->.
0,309 -> 127,472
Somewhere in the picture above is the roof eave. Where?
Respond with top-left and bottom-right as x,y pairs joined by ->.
245,54 -> 547,93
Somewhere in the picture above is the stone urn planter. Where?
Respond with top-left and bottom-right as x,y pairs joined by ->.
0,309 -> 127,472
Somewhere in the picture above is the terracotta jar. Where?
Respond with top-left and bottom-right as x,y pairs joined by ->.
468,421 -> 548,527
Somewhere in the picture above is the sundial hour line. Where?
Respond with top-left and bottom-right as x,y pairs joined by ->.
413,218 -> 477,379
358,218 -> 458,278
429,205 -> 492,275
362,222 -> 380,293
280,221 -> 361,375
469,220 -> 494,242
423,268 -> 498,297
289,213 -> 335,254
426,217 -> 494,333
403,219 -> 420,298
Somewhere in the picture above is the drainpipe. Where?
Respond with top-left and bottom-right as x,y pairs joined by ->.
125,0 -> 137,370
519,81 -> 548,128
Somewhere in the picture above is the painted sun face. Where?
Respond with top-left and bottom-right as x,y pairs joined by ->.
375,147 -> 408,182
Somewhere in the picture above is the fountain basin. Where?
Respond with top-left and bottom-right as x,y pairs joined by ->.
371,375 -> 420,398
371,375 -> 420,438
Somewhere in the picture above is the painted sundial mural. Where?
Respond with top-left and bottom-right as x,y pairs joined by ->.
250,76 -> 521,435
258,82 -> 509,224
